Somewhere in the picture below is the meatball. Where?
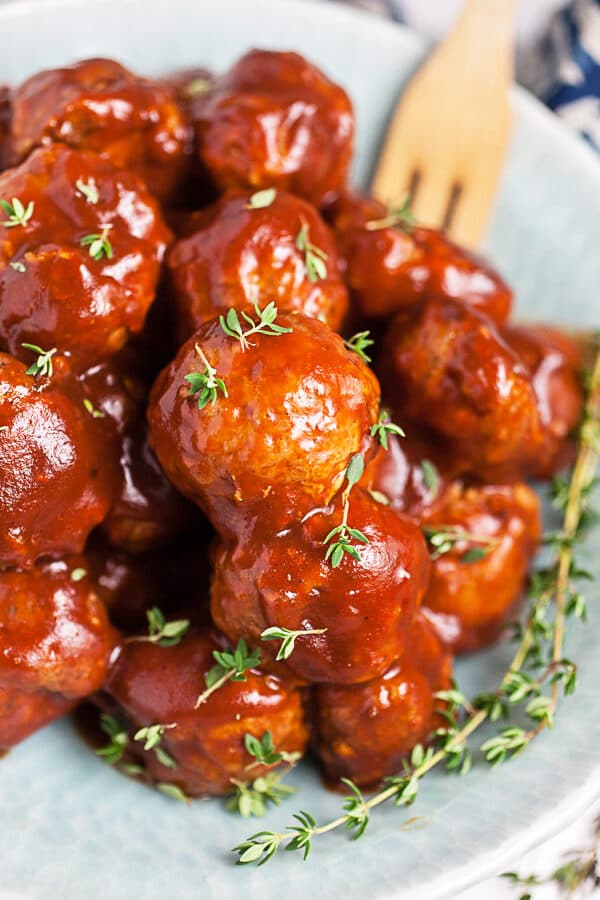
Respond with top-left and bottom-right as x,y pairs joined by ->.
503,324 -> 584,478
211,487 -> 431,684
363,426 -> 460,521
0,557 -> 117,698
193,50 -> 354,205
312,614 -> 452,788
0,353 -> 117,568
0,144 -> 171,370
148,312 -> 380,529
167,189 -> 349,343
101,627 -> 309,797
78,361 -> 192,554
421,482 -> 541,653
0,686 -> 74,751
324,191 -> 512,324
379,298 -> 544,481
86,526 -> 213,632
11,57 -> 193,204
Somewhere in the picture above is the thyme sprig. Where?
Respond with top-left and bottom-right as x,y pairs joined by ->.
233,345 -> 600,867
370,409 -> 405,450
246,188 -> 276,210
228,772 -> 298,819
195,639 -> 260,708
422,525 -> 499,562
75,178 -> 99,205
1,197 -> 34,228
219,301 -> 292,351
21,342 -> 57,378
364,195 -> 415,233
344,331 -> 374,363
295,223 -> 328,282
185,343 -> 228,409
502,815 -> 600,897
80,225 -> 113,260
133,723 -> 177,769
125,606 -> 190,647
420,459 -> 441,498
260,625 -> 328,661
323,453 -> 369,568
95,714 -> 131,766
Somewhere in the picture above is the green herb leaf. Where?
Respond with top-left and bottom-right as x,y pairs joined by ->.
344,331 -> 374,363
295,223 -> 328,283
1,197 -> 34,228
370,409 -> 405,450
246,188 -> 277,210
21,343 -> 57,379
75,178 -> 99,205
80,225 -> 113,260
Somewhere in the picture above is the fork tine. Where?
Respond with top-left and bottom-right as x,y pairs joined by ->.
370,124 -> 418,210
409,170 -> 455,231
445,148 -> 508,247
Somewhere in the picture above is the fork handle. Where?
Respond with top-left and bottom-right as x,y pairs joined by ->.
454,0 -> 517,71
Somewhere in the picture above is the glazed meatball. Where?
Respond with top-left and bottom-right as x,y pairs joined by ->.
101,627 -> 309,797
312,614 -> 452,788
0,686 -> 74,751
324,191 -> 512,324
363,427 -> 460,521
86,526 -> 213,632
421,482 -> 541,653
0,353 -> 117,568
167,189 -> 349,343
503,324 -> 584,478
148,312 -> 380,529
11,57 -> 193,204
0,144 -> 171,370
78,361 -> 192,554
211,487 -> 431,684
193,50 -> 354,205
0,557 -> 117,698
379,298 -> 544,481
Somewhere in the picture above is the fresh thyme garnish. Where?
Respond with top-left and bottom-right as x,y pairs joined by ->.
295,223 -> 328,282
1,197 -> 34,228
502,816 -> 600,897
157,783 -> 189,803
125,606 -> 190,647
364,195 -> 415,232
260,625 -> 328,661
420,459 -> 440,498
370,410 -> 405,450
195,639 -> 260,708
219,301 -> 292,351
83,397 -> 105,419
184,77 -> 212,96
246,188 -> 276,210
96,714 -> 128,766
323,453 -> 369,568
344,331 -> 374,363
367,487 -> 391,506
227,773 -> 298,819
75,178 -> 99,205
80,225 -> 113,260
232,345 -> 600,866
422,525 -> 499,562
244,731 -> 301,771
134,723 -> 177,769
70,567 -> 87,582
21,343 -> 57,378
185,343 -> 228,409
9,261 -> 26,273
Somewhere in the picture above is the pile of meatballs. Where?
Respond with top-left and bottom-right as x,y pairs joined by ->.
0,50 -> 584,797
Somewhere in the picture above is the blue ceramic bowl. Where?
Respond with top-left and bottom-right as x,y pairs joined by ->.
1,1 -> 600,898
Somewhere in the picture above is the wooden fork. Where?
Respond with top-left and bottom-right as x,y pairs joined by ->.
371,0 -> 517,249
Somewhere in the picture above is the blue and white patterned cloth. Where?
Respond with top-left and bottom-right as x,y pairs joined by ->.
329,0 -> 600,152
